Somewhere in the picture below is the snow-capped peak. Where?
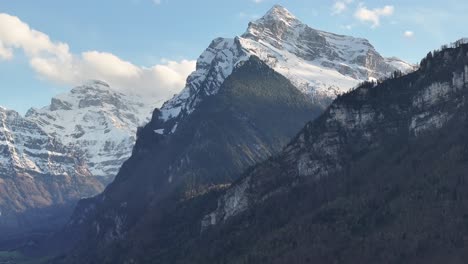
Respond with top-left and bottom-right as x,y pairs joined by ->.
155,5 -> 414,133
259,5 -> 298,26
26,81 -> 156,182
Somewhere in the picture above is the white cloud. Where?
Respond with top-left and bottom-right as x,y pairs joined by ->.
253,0 -> 266,3
82,51 -> 141,79
354,4 -> 394,28
332,0 -> 354,15
403,30 -> 414,38
153,0 -> 161,4
0,13 -> 196,100
0,40 -> 13,60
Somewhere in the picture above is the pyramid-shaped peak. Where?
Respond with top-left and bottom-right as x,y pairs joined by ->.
260,4 -> 297,23
243,5 -> 302,40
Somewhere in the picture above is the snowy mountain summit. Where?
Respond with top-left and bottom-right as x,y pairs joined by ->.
156,5 -> 414,130
26,80 -> 155,183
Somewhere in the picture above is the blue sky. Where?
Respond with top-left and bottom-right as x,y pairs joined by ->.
0,0 -> 466,114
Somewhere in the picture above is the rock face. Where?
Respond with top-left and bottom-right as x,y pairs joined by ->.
59,43 -> 468,263
0,107 -> 103,236
26,80 -> 155,184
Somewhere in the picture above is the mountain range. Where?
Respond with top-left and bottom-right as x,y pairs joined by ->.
38,5 -> 435,263
2,4 -> 445,264
58,38 -> 468,263
0,5 -> 413,241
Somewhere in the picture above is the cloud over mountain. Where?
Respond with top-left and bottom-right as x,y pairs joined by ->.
354,4 -> 394,28
0,13 -> 195,99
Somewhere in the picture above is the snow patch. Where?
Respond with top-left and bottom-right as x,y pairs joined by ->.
154,129 -> 164,135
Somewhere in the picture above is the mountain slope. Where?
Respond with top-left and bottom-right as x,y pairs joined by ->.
52,56 -> 323,261
0,107 -> 103,237
105,43 -> 468,264
26,81 -> 155,184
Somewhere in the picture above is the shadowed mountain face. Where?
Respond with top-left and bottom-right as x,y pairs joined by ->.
52,56 -> 322,260
58,44 -> 468,263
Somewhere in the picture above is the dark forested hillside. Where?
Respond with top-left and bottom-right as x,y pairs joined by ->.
55,43 -> 468,263
172,43 -> 468,264
49,56 -> 322,262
